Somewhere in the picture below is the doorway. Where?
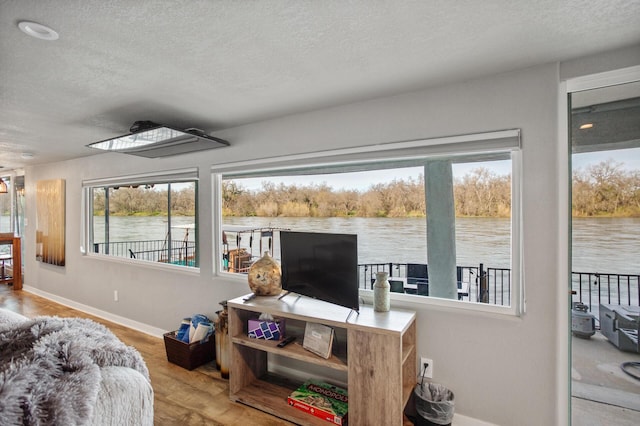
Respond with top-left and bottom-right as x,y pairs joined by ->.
569,79 -> 640,425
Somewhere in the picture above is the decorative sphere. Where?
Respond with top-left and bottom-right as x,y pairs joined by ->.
248,251 -> 282,296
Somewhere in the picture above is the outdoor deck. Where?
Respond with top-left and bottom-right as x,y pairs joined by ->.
572,330 -> 640,425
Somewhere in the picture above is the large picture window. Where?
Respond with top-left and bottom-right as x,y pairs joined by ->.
83,169 -> 199,268
213,130 -> 523,314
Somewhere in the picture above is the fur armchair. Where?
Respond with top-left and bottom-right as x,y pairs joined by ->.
0,308 -> 154,426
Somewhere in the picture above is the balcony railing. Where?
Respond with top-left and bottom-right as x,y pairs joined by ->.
571,271 -> 640,319
359,263 -> 640,311
90,239 -> 640,312
359,262 -> 511,305
92,240 -> 197,266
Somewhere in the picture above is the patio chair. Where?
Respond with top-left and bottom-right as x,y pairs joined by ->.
417,282 -> 429,296
389,279 -> 405,293
407,263 -> 428,284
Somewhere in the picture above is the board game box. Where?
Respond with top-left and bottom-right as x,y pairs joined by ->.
287,379 -> 348,425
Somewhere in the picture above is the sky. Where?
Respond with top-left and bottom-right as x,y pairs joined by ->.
228,147 -> 640,192
234,168 -> 424,192
572,147 -> 640,172
232,160 -> 512,192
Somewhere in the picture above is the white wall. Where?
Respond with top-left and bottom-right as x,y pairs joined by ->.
20,50 -> 638,425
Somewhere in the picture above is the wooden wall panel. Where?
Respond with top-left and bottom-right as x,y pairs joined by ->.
36,179 -> 65,266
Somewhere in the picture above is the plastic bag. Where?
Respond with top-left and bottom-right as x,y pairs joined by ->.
414,382 -> 455,425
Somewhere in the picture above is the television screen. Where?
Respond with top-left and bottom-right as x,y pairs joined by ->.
280,231 -> 359,312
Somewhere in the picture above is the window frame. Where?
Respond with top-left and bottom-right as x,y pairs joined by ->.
212,130 -> 523,316
81,168 -> 200,272
0,173 -> 14,234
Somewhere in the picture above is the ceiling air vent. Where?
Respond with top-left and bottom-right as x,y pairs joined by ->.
87,121 -> 229,158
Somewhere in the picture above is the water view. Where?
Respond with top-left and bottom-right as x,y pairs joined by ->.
223,216 -> 512,268
3,214 -> 638,309
84,216 -> 640,274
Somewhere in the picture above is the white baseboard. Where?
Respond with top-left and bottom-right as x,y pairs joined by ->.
453,413 -> 498,426
22,285 -> 167,339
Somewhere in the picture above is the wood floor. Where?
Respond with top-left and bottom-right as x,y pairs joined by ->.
0,285 -> 295,426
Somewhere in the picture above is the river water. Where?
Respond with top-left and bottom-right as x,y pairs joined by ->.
223,216 -> 640,275
3,214 -> 636,309
223,216 -> 512,269
4,215 -> 638,275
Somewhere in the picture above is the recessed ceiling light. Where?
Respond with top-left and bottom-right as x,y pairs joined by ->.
18,21 -> 59,41
579,123 -> 594,130
21,152 -> 34,159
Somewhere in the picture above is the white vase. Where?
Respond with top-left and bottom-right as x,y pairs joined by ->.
373,271 -> 390,312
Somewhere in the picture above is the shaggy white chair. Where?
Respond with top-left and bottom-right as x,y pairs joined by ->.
0,308 -> 154,426
0,308 -> 29,329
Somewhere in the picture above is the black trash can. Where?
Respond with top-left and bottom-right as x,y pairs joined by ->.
414,382 -> 455,426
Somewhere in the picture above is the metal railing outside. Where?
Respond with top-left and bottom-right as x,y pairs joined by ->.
93,240 -> 197,266
572,271 -> 640,319
89,242 -> 639,312
486,267 -> 511,306
359,263 -> 505,304
359,263 -> 485,298
359,263 -> 405,289
359,263 -> 639,311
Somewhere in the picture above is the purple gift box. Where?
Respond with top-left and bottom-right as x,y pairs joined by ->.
248,318 -> 285,340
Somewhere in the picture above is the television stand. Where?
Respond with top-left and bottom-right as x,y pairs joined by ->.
228,294 -> 416,425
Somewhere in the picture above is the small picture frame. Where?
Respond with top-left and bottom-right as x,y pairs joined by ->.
303,322 -> 334,359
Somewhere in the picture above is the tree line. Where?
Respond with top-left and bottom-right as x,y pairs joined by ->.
92,185 -> 196,216
223,168 -> 512,218
572,159 -> 640,217
65,159 -> 640,218
224,160 -> 640,218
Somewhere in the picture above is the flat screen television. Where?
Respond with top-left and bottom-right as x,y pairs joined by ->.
280,231 -> 359,312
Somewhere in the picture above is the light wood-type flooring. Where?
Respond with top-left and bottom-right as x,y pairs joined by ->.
0,285 -> 294,426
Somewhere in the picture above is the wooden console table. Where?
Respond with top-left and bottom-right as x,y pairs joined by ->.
228,294 -> 416,426
0,234 -> 22,290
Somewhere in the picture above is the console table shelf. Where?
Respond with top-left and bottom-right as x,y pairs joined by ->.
228,294 -> 417,426
233,375 -> 336,426
232,334 -> 348,371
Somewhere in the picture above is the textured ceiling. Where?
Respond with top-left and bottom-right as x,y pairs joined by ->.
1,0 -> 640,170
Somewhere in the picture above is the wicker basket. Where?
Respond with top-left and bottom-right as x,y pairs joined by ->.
163,331 -> 215,370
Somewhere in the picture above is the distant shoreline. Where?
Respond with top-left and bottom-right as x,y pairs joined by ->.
89,212 -> 640,218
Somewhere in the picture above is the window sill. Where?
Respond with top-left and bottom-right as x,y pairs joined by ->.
84,252 -> 201,275
359,289 -> 523,319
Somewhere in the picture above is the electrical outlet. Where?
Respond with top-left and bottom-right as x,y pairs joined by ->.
114,290 -> 118,302
420,357 -> 433,379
